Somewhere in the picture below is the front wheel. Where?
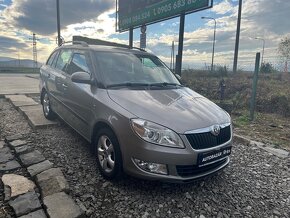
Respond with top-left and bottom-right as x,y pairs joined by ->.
95,128 -> 123,180
42,91 -> 56,120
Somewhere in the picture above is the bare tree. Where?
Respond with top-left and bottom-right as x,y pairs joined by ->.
278,36 -> 290,72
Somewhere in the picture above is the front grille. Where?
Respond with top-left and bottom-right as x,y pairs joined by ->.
176,159 -> 227,177
186,125 -> 231,150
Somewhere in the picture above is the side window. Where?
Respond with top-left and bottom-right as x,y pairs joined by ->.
51,51 -> 59,68
47,51 -> 58,67
67,53 -> 90,75
55,49 -> 72,72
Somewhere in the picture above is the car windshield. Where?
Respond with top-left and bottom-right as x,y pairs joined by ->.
94,52 -> 181,88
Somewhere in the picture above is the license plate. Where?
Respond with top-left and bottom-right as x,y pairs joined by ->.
198,147 -> 232,166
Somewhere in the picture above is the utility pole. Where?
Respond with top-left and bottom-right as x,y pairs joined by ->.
233,0 -> 243,73
284,61 -> 288,73
129,28 -> 133,48
250,52 -> 260,121
175,13 -> 185,76
255,37 -> 265,65
202,17 -> 217,72
56,0 -> 61,46
172,41 -> 175,72
170,41 -> 175,71
170,44 -> 173,70
29,33 -> 38,73
32,33 -> 38,72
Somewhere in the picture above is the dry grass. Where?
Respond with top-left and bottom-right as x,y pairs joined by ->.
182,70 -> 290,117
182,70 -> 290,150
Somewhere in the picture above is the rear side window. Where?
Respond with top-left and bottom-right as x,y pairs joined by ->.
67,53 -> 90,75
51,52 -> 59,68
55,49 -> 72,72
47,51 -> 58,67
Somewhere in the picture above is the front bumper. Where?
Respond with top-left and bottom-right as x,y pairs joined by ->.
119,129 -> 232,183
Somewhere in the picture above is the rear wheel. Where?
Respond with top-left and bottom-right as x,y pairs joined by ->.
95,128 -> 123,180
42,90 -> 56,120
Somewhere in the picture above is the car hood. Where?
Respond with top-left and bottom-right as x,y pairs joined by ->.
107,87 -> 230,134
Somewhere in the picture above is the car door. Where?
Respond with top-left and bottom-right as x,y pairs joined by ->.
53,49 -> 73,118
42,50 -> 60,110
61,50 -> 96,140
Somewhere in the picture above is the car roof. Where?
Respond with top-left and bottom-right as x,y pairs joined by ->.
55,44 -> 151,56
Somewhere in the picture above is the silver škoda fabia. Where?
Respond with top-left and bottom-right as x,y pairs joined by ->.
39,42 -> 232,183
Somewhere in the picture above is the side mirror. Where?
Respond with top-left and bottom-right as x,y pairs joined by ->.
71,72 -> 93,85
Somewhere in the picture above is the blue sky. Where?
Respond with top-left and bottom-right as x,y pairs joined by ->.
0,0 -> 289,71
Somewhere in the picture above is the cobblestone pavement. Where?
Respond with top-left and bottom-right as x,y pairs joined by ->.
0,99 -> 289,218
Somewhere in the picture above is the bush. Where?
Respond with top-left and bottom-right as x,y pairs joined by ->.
214,65 -> 228,77
269,95 -> 290,117
260,62 -> 276,74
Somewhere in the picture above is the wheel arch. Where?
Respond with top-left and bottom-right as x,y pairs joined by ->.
40,88 -> 46,105
91,120 -> 124,165
91,121 -> 118,144
92,121 -> 124,179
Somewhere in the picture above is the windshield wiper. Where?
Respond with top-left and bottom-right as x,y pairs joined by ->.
107,82 -> 151,89
150,82 -> 183,87
107,82 -> 183,89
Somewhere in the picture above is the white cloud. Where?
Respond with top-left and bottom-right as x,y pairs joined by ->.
212,0 -> 235,15
2,0 -> 114,35
145,0 -> 290,69
62,11 -> 116,42
0,0 -> 290,70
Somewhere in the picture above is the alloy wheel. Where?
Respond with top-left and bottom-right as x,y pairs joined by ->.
97,135 -> 115,173
43,93 -> 50,116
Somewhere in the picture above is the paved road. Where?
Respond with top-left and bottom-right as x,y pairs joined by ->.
0,74 -> 39,95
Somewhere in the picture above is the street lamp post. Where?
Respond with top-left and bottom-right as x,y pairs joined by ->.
255,37 -> 265,64
56,0 -> 61,46
202,17 -> 217,72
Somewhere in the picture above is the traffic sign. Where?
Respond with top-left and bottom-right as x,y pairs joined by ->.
117,0 -> 212,32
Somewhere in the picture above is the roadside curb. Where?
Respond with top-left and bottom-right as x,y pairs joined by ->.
4,94 -> 58,129
233,134 -> 289,159
1,135 -> 85,218
233,134 -> 251,146
25,75 -> 39,80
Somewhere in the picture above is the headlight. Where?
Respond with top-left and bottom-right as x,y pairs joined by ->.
131,119 -> 184,148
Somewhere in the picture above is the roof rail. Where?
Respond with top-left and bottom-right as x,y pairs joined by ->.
70,36 -> 147,52
60,40 -> 89,47
131,47 -> 146,52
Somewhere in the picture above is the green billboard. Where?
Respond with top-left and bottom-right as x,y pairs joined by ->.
117,0 -> 212,32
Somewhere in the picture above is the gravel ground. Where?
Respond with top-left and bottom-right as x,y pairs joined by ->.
0,99 -> 289,218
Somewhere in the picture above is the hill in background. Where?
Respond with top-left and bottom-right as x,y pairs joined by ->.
0,57 -> 42,68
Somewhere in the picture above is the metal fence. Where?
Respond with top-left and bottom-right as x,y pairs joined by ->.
180,65 -> 290,118
0,67 -> 40,74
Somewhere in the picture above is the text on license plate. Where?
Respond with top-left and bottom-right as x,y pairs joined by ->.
198,147 -> 232,166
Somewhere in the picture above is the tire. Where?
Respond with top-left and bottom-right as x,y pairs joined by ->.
94,128 -> 123,180
42,90 -> 57,120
